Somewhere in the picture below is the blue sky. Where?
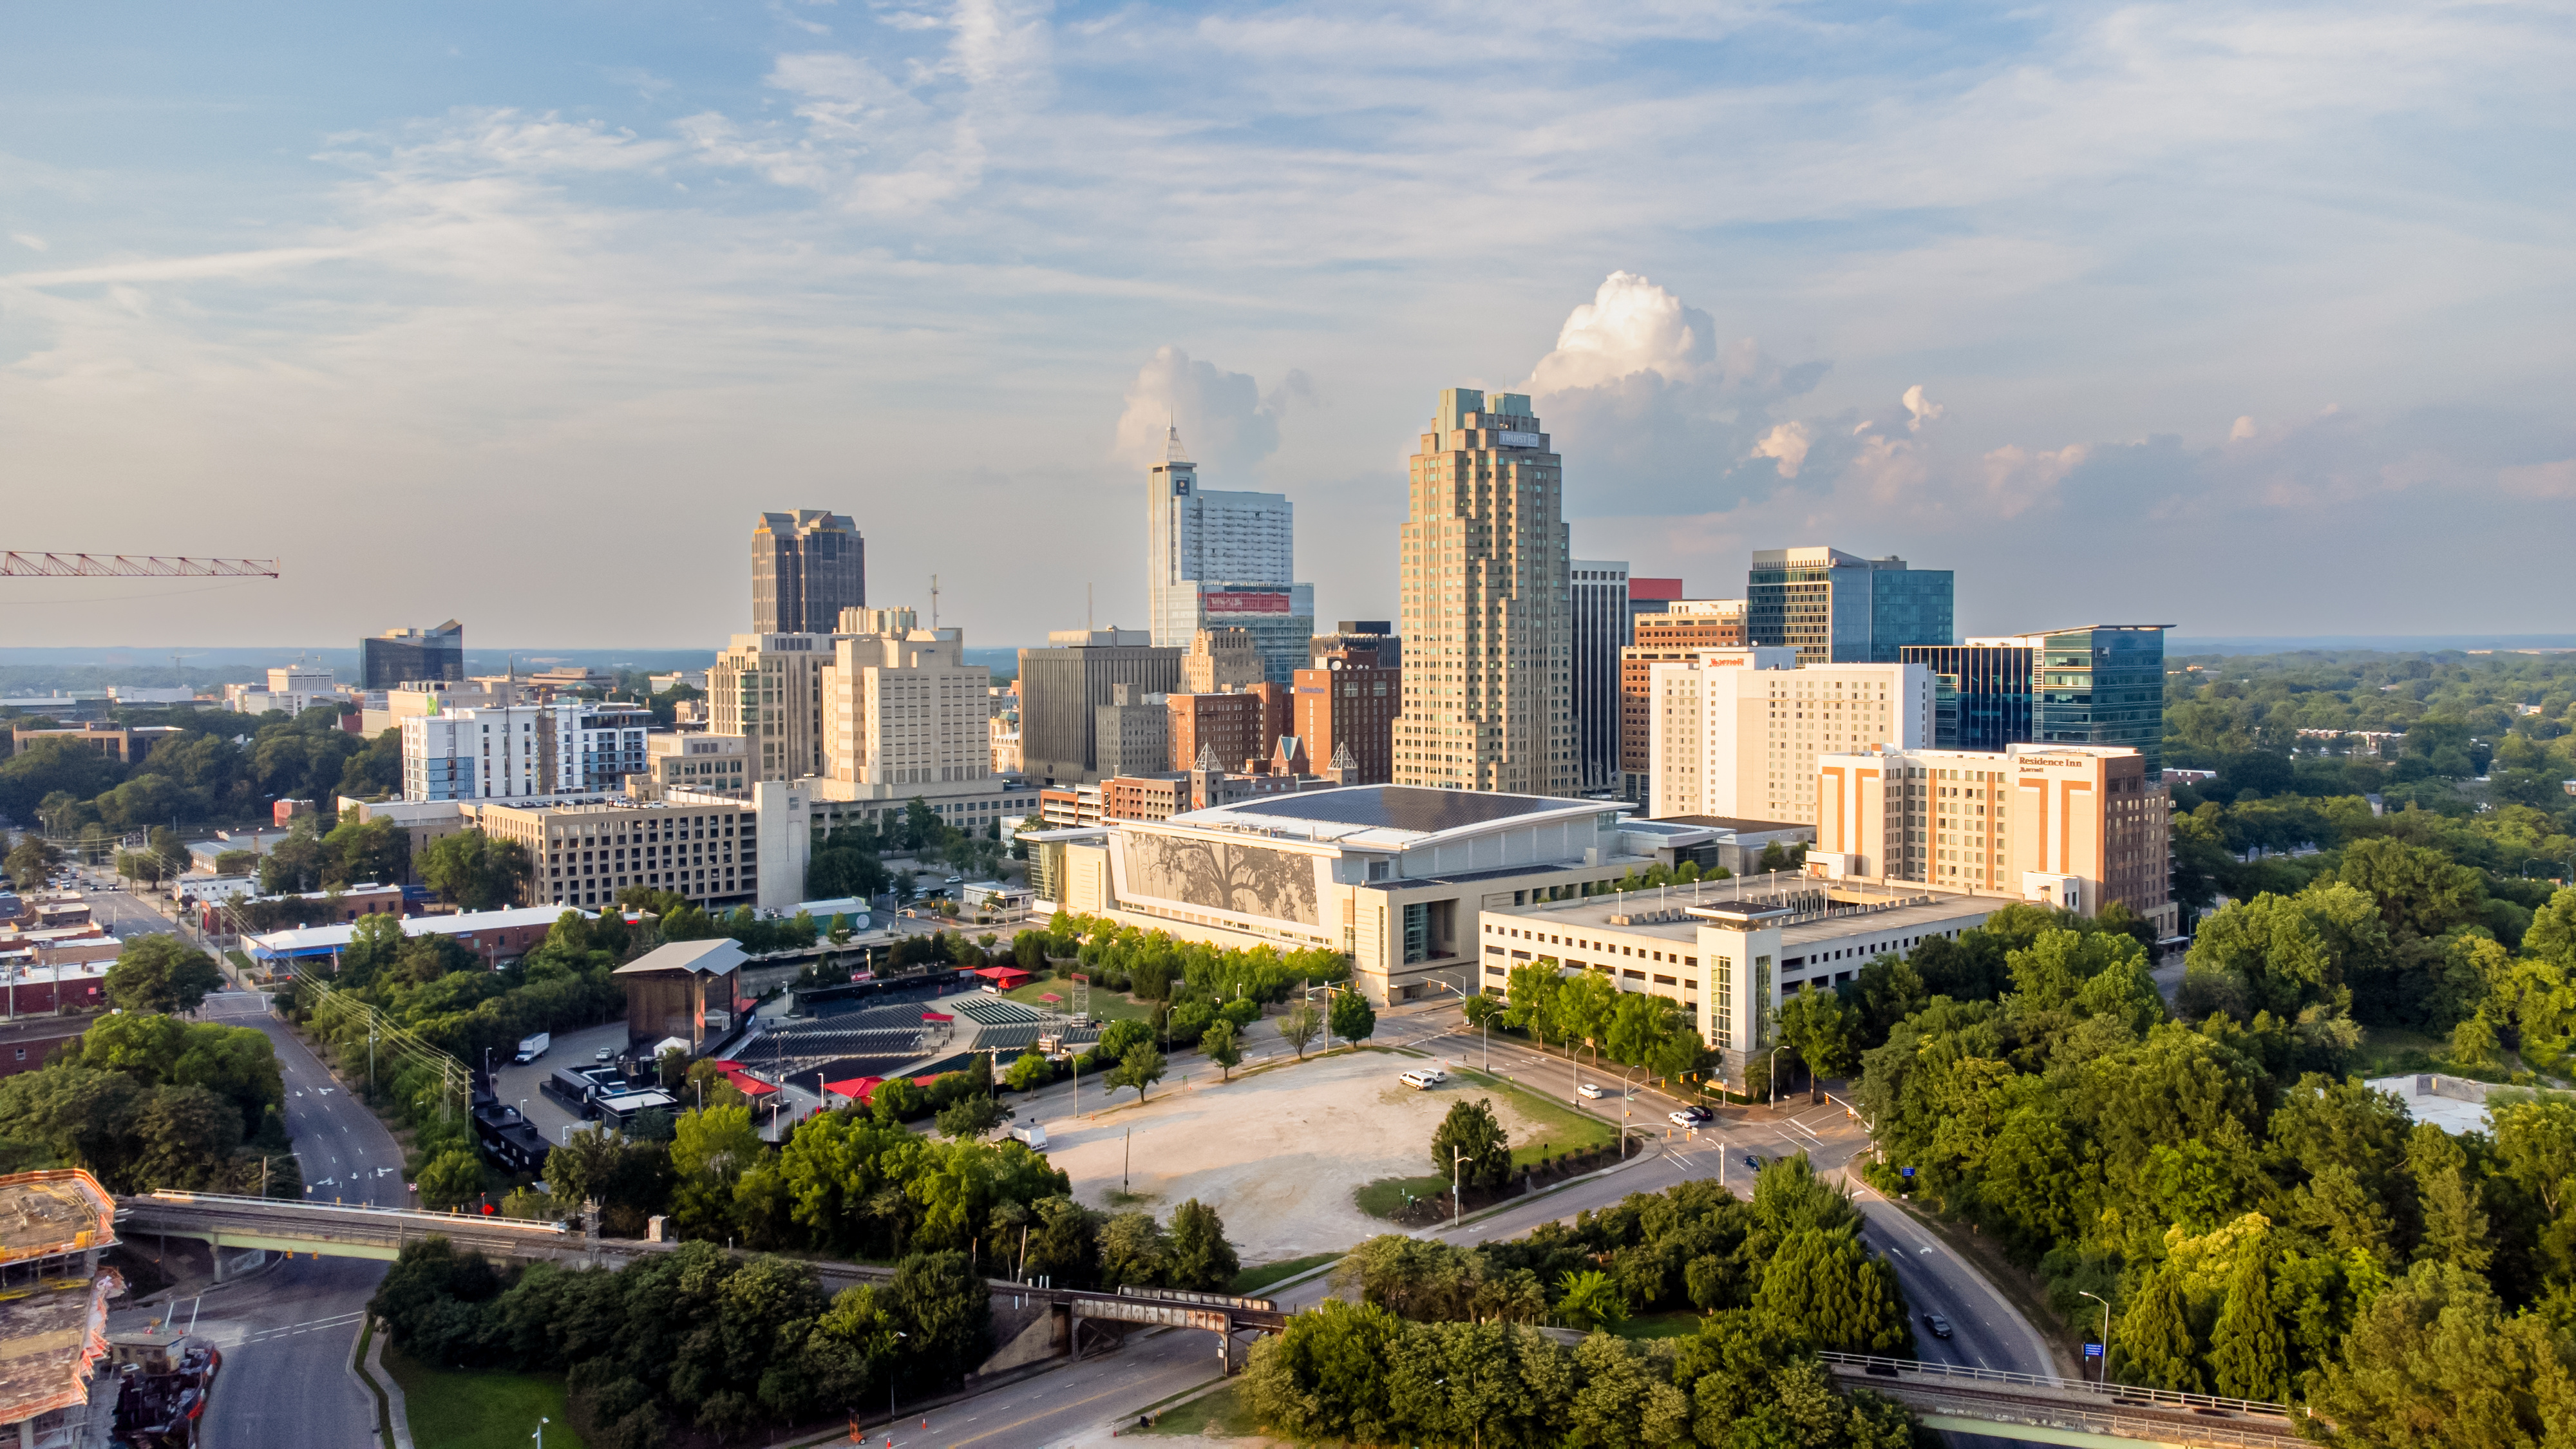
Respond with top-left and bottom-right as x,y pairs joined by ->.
3,0 -> 2571,649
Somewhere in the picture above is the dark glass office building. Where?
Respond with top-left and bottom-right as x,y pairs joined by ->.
1747,546 -> 1953,664
361,620 -> 464,689
1902,624 -> 2170,779
752,510 -> 865,634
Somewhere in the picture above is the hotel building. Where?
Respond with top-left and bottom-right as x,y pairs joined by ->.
1646,651 -> 1932,824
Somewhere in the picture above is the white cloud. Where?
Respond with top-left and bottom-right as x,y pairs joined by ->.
1112,346 -> 1303,481
1903,384 -> 1943,432
9,233 -> 44,252
2230,415 -> 2259,440
1524,270 -> 1712,393
1751,421 -> 1811,479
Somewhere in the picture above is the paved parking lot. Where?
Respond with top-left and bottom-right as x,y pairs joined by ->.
481,1019 -> 632,1148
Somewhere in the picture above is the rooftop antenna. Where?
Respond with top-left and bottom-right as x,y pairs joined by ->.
931,574 -> 940,630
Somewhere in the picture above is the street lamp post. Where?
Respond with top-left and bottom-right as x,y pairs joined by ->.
533,1416 -> 549,1448
2076,1290 -> 2111,1383
1452,1144 -> 1467,1221
1768,1046 -> 1785,1110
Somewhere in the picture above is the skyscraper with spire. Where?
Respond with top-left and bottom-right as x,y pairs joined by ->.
1144,425 -> 1314,685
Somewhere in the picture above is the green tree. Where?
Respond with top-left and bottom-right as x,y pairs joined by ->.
1244,1298 -> 1403,1443
1775,987 -> 1860,1101
5,835 -> 61,889
1105,1044 -> 1167,1103
1551,970 -> 1620,1068
934,1095 -> 1005,1140
1430,1097 -> 1512,1190
1328,988 -> 1376,1045
1003,1050 -> 1053,1092
1503,961 -> 1564,1048
1099,1211 -> 1168,1287
1166,1198 -> 1240,1291
419,828 -> 534,911
2207,1249 -> 2289,1403
2116,1269 -> 2205,1392
1200,1018 -> 1242,1081
2307,1260 -> 2576,1448
104,936 -> 225,1015
1555,1269 -> 1629,1330
1754,1227 -> 1910,1353
417,1147 -> 486,1209
1279,1001 -> 1322,1059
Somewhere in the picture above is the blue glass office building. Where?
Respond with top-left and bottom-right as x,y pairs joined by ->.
1902,625 -> 2170,779
1747,547 -> 1953,664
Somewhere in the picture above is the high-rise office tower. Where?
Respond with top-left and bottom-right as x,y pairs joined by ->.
1620,600 -> 1746,797
1569,560 -> 1632,794
1018,629 -> 1184,786
1747,547 -> 1953,665
362,620 -> 464,690
1144,428 -> 1314,685
1392,388 -> 1573,795
1902,625 -> 2170,779
752,511 -> 865,634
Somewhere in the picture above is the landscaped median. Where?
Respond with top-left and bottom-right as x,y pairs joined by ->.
1354,1064 -> 1627,1223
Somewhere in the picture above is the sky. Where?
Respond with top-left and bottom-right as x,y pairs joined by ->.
3,0 -> 2571,653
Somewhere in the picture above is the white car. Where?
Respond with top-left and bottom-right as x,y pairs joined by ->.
1399,1068 -> 1449,1090
1577,1083 -> 1607,1100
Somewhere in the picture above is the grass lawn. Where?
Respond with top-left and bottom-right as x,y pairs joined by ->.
1001,978 -> 1155,1023
1355,1173 -> 1455,1218
383,1345 -> 585,1449
1613,1310 -> 1705,1341
1451,1066 -> 1621,1166
1144,1381 -> 1263,1438
1232,1252 -> 1341,1295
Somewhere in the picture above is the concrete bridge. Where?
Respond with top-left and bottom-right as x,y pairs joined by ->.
118,1191 -> 1285,1375
1820,1352 -> 2313,1448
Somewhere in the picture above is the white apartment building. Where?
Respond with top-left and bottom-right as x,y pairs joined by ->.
399,701 -> 650,801
711,632 -> 834,782
229,665 -> 345,715
402,703 -> 580,801
1648,650 -> 1931,823
814,621 -> 1011,830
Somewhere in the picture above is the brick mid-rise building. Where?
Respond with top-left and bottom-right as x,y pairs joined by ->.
1166,684 -> 1287,774
1619,600 -> 1746,796
1293,659 -> 1401,786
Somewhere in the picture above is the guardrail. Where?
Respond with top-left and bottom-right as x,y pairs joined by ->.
1817,1351 -> 2293,1418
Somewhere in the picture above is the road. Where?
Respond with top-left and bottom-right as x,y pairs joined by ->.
118,988 -> 413,1449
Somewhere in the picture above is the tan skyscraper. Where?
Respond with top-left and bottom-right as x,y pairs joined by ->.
1391,388 -> 1573,795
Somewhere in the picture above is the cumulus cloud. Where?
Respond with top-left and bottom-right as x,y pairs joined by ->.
1902,384 -> 1943,431
1750,421 -> 1812,479
1111,346 -> 1307,480
1520,270 -> 1828,516
2230,415 -> 2259,440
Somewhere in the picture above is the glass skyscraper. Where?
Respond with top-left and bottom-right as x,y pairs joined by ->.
1747,546 -> 1953,664
1144,427 -> 1314,685
1902,625 -> 2170,778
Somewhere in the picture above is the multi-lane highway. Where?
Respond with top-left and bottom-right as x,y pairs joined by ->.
139,988 -> 411,1449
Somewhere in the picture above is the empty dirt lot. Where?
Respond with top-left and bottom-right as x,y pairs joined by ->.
1037,1046 -> 1573,1260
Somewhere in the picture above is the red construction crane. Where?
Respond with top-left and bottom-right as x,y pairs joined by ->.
0,553 -> 280,578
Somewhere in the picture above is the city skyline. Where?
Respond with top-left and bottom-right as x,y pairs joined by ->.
5,3 -> 2568,649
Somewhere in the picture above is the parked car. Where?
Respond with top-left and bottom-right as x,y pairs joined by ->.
1922,1312 -> 1953,1340
1577,1083 -> 1607,1100
594,1048 -> 614,1064
1399,1068 -> 1448,1090
1669,1106 -> 1713,1126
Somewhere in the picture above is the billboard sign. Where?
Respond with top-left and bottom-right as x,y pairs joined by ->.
1203,591 -> 1291,615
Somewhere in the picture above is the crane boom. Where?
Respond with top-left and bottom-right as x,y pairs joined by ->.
1,553 -> 281,578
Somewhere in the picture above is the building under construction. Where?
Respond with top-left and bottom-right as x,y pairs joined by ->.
0,1170 -> 118,1449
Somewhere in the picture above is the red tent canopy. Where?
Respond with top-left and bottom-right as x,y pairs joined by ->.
973,965 -> 1034,990
822,1076 -> 883,1104
921,1011 -> 955,1023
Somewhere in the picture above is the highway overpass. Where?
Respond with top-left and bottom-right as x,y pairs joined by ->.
124,1194 -> 2304,1446
1821,1352 -> 2312,1448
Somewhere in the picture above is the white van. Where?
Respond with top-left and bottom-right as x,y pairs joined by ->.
1010,1122 -> 1048,1150
1399,1068 -> 1448,1090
